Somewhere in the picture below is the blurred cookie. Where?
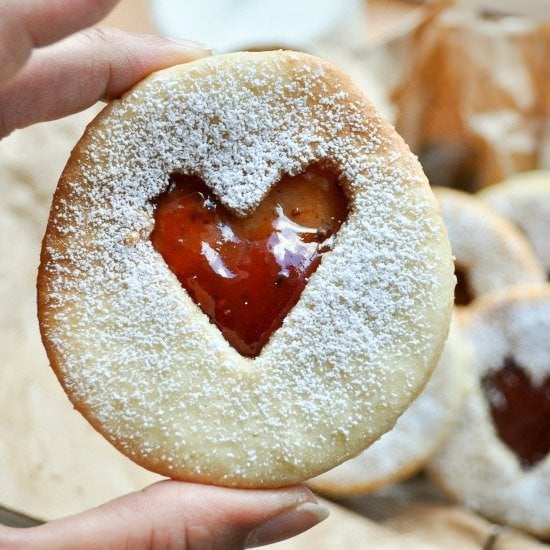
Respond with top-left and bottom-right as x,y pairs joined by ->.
480,171 -> 550,278
434,187 -> 545,308
430,286 -> 550,538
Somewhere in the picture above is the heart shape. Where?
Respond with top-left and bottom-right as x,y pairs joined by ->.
151,165 -> 347,357
482,357 -> 550,468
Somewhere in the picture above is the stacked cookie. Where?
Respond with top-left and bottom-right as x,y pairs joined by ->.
310,171 -> 550,538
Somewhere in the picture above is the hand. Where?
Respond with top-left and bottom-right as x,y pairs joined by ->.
0,481 -> 328,548
0,1 -> 329,547
0,0 -> 210,138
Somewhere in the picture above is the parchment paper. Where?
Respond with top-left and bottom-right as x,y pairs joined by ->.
392,5 -> 550,191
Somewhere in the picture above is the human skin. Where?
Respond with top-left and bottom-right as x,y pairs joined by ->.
0,1 -> 329,547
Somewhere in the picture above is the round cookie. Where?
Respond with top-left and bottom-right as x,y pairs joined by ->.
433,187 -> 545,309
430,286 -> 550,538
479,170 -> 550,278
308,317 -> 471,496
38,51 -> 454,487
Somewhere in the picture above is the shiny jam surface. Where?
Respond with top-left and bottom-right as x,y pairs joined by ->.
151,166 -> 348,357
454,264 -> 474,306
482,357 -> 550,468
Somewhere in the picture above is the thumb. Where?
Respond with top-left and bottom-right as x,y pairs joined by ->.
3,480 -> 329,549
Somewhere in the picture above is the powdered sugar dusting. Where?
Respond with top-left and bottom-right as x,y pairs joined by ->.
431,287 -> 550,536
434,187 -> 545,300
310,317 -> 470,495
468,287 -> 550,384
39,52 -> 453,486
480,172 -> 550,273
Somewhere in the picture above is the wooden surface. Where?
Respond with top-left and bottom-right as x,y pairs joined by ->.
0,1 -> 546,548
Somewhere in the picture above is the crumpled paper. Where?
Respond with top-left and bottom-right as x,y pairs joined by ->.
391,5 -> 550,191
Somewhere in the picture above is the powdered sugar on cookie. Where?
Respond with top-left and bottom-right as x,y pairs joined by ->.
39,52 -> 454,486
480,172 -> 550,274
434,187 -> 544,303
431,286 -> 550,537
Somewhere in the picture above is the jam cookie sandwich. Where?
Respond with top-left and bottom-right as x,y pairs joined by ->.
480,171 -> 550,280
433,187 -> 545,309
38,51 -> 454,487
308,317 -> 471,497
430,286 -> 550,538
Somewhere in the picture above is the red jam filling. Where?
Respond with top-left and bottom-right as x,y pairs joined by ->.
151,166 -> 348,357
454,264 -> 474,306
482,357 -> 550,468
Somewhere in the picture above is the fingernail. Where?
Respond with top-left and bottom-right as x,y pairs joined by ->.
245,502 -> 329,548
166,37 -> 211,53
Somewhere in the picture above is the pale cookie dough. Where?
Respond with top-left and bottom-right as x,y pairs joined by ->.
430,286 -> 550,538
479,171 -> 550,278
38,51 -> 454,487
433,187 -> 545,309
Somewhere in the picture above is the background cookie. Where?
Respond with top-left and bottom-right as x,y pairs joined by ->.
430,286 -> 550,538
433,187 -> 545,308
479,171 -> 550,279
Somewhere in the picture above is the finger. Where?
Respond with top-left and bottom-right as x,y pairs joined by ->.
0,27 -> 210,138
0,0 -> 121,82
7,481 -> 329,549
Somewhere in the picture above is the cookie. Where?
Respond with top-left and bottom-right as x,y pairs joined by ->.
38,51 -> 454,487
430,286 -> 550,538
434,187 -> 544,308
480,170 -> 550,279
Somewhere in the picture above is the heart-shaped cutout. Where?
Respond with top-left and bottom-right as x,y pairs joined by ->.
454,264 -> 475,306
151,165 -> 348,357
482,357 -> 550,468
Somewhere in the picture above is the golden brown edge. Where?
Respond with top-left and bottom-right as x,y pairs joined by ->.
36,50 -> 452,487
